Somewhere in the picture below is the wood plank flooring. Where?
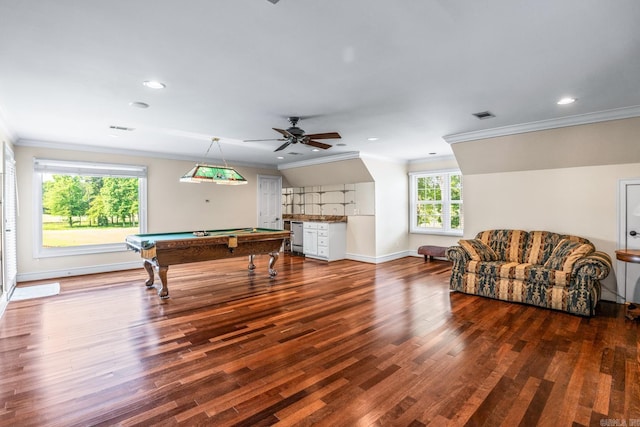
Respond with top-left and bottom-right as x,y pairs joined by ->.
0,255 -> 638,426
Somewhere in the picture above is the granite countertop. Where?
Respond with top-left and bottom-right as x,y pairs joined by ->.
283,215 -> 348,223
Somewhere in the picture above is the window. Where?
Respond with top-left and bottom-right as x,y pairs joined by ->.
409,170 -> 463,235
34,158 -> 147,257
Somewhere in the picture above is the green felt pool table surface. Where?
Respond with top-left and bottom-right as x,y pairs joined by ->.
127,228 -> 287,247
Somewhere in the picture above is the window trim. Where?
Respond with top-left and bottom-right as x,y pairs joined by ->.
409,169 -> 463,236
33,158 -> 147,258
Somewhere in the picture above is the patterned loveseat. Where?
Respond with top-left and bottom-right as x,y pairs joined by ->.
446,229 -> 612,316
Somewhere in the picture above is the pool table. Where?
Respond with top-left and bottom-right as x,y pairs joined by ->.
126,228 -> 290,299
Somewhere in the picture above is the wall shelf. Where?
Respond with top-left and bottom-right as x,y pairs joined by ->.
283,183 -> 372,216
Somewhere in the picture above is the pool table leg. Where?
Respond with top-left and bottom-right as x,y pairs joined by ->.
143,260 -> 155,287
157,266 -> 170,299
248,255 -> 256,272
268,251 -> 279,277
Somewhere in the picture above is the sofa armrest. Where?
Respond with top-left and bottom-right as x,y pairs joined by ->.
447,245 -> 470,264
572,250 -> 612,281
447,246 -> 469,292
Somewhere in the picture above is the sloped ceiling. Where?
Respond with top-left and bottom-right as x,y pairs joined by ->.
451,117 -> 640,175
279,157 -> 374,187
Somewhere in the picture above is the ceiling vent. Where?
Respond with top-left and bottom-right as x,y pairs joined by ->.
288,152 -> 302,155
472,111 -> 495,120
109,125 -> 135,131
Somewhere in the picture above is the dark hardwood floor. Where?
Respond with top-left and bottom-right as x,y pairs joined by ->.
0,255 -> 638,426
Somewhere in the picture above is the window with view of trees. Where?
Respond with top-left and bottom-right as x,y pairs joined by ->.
34,159 -> 147,257
409,170 -> 463,235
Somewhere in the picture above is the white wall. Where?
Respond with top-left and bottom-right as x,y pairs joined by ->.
345,216 -> 376,262
362,156 -> 409,261
15,145 -> 280,281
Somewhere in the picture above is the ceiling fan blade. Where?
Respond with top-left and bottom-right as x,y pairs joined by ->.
304,132 -> 341,140
304,140 -> 332,150
243,138 -> 286,142
273,128 -> 294,138
274,141 -> 292,152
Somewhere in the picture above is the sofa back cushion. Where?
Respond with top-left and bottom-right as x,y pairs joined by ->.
523,231 -> 565,265
475,229 -> 528,263
543,238 -> 595,272
459,239 -> 498,261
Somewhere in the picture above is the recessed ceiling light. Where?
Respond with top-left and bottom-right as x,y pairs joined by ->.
143,80 -> 165,89
276,156 -> 284,159
311,148 -> 320,152
557,97 -> 576,105
129,101 -> 149,109
367,137 -> 379,141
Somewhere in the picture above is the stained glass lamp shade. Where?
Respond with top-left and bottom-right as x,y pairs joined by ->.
180,164 -> 247,185
180,137 -> 248,185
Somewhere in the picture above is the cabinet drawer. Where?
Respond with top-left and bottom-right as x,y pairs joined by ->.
318,230 -> 329,238
303,222 -> 318,230
318,223 -> 329,231
318,246 -> 329,257
318,237 -> 328,246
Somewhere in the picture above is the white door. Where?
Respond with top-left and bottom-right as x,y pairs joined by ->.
3,144 -> 17,298
258,175 -> 282,229
621,182 -> 640,302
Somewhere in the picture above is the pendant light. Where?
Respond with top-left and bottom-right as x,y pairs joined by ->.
180,137 -> 248,185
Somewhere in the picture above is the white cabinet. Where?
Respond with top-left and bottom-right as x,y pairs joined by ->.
303,222 -> 346,261
303,222 -> 319,256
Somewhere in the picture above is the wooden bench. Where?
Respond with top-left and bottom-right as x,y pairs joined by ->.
417,245 -> 447,261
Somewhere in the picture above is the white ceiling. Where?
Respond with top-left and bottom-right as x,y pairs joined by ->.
0,0 -> 639,168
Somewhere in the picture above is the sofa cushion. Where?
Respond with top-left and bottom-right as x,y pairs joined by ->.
523,231 -> 564,265
527,265 -> 573,287
466,262 -> 573,287
476,229 -> 528,263
459,239 -> 498,261
543,239 -> 594,272
467,260 -> 530,280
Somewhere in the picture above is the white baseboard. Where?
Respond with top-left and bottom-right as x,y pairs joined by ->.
17,261 -> 142,283
346,250 -> 412,264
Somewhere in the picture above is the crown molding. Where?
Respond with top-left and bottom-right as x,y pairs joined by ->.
408,154 -> 456,164
443,105 -> 640,144
14,138 -> 278,170
277,151 -> 361,170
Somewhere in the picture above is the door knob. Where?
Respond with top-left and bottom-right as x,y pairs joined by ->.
631,230 -> 638,236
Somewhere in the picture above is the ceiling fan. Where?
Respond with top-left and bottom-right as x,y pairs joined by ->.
245,117 -> 341,152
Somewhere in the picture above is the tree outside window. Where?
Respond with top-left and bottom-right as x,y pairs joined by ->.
34,159 -> 147,256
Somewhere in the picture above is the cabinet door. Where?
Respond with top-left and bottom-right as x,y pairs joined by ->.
303,229 -> 318,255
